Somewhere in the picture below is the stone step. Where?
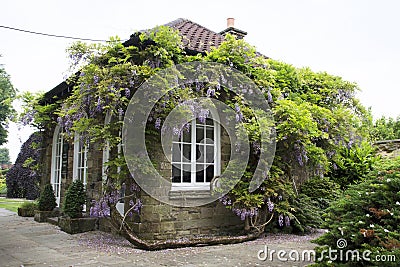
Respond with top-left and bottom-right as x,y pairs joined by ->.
47,217 -> 59,226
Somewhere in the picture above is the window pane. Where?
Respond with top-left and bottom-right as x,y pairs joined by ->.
196,126 -> 204,143
206,118 -> 213,125
172,165 -> 181,183
206,146 -> 214,163
182,169 -> 191,183
206,165 -> 214,182
172,143 -> 180,162
206,127 -> 213,143
182,129 -> 191,143
196,165 -> 204,183
196,118 -> 205,125
183,144 -> 191,162
196,145 -> 204,161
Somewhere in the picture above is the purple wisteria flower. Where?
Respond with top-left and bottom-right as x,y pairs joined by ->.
125,88 -> 130,98
132,199 -> 142,214
267,90 -> 273,103
285,215 -> 290,227
206,88 -> 215,97
197,109 -> 210,124
155,118 -> 161,130
253,141 -> 261,155
21,110 -> 37,126
172,126 -> 181,137
267,198 -> 274,213
219,196 -> 232,206
95,97 -> 102,112
93,75 -> 99,84
278,214 -> 284,227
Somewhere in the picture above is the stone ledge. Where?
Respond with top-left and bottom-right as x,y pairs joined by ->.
168,190 -> 212,200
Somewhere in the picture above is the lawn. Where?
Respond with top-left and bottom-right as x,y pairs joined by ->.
0,198 -> 29,213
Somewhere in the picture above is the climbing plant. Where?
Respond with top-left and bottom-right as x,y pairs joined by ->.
21,25 -> 371,247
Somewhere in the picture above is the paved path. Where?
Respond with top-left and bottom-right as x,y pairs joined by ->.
0,209 -> 321,266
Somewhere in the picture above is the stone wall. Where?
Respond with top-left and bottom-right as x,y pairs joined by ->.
40,122 -> 243,240
131,193 -> 242,240
375,139 -> 400,158
128,125 -> 243,240
40,127 -> 103,211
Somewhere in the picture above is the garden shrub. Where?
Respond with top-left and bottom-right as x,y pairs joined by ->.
38,184 -> 57,211
312,157 -> 400,266
63,180 -> 86,218
6,132 -> 42,199
0,176 -> 6,194
329,141 -> 378,190
300,176 -> 341,210
19,201 -> 38,216
264,193 -> 324,234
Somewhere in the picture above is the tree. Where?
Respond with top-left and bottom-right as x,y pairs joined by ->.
6,132 -> 42,199
0,60 -> 17,145
0,147 -> 10,165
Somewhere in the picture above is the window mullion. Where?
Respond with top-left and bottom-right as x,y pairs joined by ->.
191,120 -> 196,184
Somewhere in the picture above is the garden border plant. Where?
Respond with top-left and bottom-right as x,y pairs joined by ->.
59,179 -> 96,234
34,183 -> 59,222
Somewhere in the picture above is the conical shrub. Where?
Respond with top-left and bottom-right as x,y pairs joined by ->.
63,180 -> 86,218
38,184 -> 57,211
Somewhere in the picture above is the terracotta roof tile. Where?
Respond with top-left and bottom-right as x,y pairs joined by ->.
166,18 -> 225,53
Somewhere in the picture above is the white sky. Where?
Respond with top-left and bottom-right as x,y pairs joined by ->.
1,0 -> 399,162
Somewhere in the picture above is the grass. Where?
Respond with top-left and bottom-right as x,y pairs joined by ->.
0,197 -> 30,213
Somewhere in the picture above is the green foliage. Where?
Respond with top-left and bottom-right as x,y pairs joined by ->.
0,176 -> 6,194
371,116 -> 400,141
0,64 -> 17,145
290,194 -> 324,233
312,157 -> 400,266
17,91 -> 59,129
63,180 -> 86,218
0,147 -> 10,164
19,201 -> 38,216
300,176 -> 341,209
38,184 -> 57,211
329,141 -> 378,190
22,25 -> 371,233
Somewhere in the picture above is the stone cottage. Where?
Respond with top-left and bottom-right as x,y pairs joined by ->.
39,18 -> 254,240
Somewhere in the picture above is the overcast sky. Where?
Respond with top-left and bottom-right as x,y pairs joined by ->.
1,0 -> 399,162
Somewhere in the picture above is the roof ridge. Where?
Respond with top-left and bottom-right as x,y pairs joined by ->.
165,18 -> 222,37
164,18 -> 189,28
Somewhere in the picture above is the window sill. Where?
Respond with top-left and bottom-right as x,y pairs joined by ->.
168,189 -> 211,200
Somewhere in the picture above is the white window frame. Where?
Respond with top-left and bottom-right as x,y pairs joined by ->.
102,111 -> 112,184
171,110 -> 221,191
50,125 -> 63,207
73,133 -> 88,187
102,111 -> 125,215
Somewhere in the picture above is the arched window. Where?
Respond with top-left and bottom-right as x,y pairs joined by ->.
102,111 -> 124,215
73,133 -> 88,186
171,111 -> 221,190
50,125 -> 63,207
